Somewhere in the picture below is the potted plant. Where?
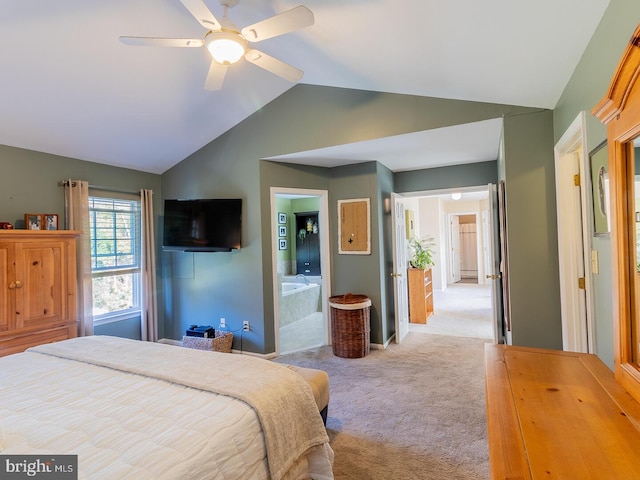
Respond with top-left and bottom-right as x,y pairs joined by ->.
408,235 -> 436,270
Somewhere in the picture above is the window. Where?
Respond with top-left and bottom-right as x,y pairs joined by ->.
89,196 -> 141,323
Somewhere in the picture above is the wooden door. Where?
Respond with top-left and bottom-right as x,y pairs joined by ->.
0,242 -> 14,333
15,240 -> 68,331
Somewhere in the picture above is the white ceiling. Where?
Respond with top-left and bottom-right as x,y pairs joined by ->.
0,0 -> 609,174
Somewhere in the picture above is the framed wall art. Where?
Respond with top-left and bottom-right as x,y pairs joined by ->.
337,198 -> 371,255
589,140 -> 610,236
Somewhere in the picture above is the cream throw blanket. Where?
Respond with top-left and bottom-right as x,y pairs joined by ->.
30,336 -> 329,480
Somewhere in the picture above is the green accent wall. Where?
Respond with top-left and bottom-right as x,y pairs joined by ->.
552,0 -> 640,369
395,161 -> 497,193
162,82 -> 564,354
503,110 -> 561,348
0,143 -> 163,340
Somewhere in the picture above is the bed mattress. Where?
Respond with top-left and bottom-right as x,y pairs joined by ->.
0,336 -> 333,480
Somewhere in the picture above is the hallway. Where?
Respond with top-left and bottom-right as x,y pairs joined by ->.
409,282 -> 493,339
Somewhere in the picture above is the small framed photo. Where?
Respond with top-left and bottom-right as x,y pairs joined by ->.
44,214 -> 59,230
278,238 -> 287,250
25,214 -> 42,230
278,212 -> 287,224
278,225 -> 287,237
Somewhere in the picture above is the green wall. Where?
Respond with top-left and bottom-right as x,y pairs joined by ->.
328,162 -> 384,343
395,161 -> 498,193
0,144 -> 163,339
503,110 -> 561,348
162,82 -> 560,354
552,0 -> 640,368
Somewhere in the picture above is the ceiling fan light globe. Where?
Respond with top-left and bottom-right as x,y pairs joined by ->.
206,33 -> 246,64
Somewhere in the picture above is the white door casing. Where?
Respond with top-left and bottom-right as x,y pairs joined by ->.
554,111 -> 593,353
391,193 -> 409,343
270,187 -> 331,355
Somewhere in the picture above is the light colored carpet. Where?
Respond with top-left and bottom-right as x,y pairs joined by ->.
411,283 -> 493,340
276,333 -> 490,479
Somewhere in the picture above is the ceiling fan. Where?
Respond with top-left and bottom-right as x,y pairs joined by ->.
120,0 -> 314,90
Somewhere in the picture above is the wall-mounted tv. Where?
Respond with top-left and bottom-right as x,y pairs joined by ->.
163,199 -> 242,252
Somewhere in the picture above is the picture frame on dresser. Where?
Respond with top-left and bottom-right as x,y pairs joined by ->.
44,214 -> 59,230
25,213 -> 42,230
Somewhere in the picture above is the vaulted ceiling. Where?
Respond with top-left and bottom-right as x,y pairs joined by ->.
0,0 -> 609,174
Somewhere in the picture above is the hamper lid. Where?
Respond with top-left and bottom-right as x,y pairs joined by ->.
329,293 -> 371,309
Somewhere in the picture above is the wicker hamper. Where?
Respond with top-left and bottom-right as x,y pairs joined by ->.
182,331 -> 233,353
329,293 -> 371,358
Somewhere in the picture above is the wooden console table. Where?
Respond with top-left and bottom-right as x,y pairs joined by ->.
485,344 -> 640,479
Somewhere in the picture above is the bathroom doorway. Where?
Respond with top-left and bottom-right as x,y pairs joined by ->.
270,187 -> 331,355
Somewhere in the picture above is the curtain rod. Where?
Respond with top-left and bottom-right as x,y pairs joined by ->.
58,180 -> 141,196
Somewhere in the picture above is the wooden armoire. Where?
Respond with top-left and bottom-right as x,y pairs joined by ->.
0,230 -> 79,356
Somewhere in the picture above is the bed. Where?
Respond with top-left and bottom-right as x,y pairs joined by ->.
0,335 -> 334,479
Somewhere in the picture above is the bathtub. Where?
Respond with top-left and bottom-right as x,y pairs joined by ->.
279,278 -> 322,327
282,282 -> 320,297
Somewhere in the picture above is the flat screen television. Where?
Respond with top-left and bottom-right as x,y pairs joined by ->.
163,199 -> 242,252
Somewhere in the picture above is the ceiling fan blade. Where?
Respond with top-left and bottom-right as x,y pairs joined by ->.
179,0 -> 222,31
241,5 -> 314,42
119,36 -> 203,48
204,60 -> 228,90
244,49 -> 303,83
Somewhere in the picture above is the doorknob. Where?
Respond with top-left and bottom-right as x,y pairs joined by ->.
486,274 -> 501,280
15,280 -> 23,288
390,272 -> 403,278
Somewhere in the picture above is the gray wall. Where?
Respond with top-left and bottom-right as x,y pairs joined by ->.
162,82 -> 561,354
328,162 -> 385,343
395,161 -> 498,193
0,87 -> 570,356
502,110 -> 562,348
552,0 -> 640,368
377,163 -> 396,343
0,144 -> 163,339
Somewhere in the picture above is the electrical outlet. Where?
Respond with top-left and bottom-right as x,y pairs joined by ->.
243,321 -> 250,332
219,318 -> 226,329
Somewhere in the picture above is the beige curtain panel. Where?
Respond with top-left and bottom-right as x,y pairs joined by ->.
63,179 -> 94,337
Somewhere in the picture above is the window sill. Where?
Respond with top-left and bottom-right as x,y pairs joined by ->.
94,311 -> 141,327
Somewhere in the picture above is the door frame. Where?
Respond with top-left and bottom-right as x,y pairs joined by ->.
270,187 -> 331,355
446,212 -> 484,285
553,111 -> 595,353
394,185 -> 498,338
